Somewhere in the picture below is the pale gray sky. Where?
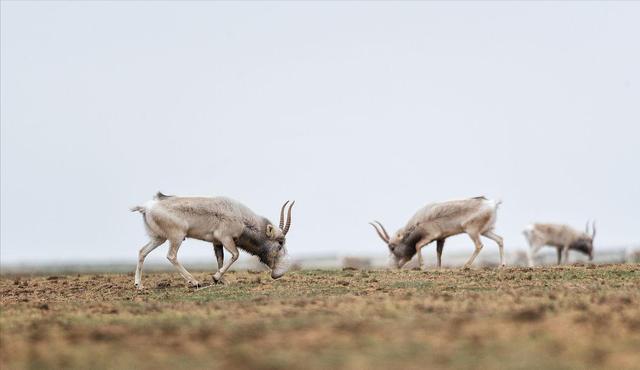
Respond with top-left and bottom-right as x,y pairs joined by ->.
1,1 -> 639,264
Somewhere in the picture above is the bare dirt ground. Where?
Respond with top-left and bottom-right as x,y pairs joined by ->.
1,264 -> 639,370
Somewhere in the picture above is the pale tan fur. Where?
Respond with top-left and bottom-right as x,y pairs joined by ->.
524,223 -> 595,266
372,197 -> 504,269
132,194 -> 290,289
401,198 -> 499,240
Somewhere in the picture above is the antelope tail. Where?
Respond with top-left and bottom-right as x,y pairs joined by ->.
130,205 -> 145,213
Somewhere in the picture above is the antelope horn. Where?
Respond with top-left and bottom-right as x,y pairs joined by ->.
585,220 -> 590,234
369,222 -> 389,243
374,220 -> 391,241
591,220 -> 596,239
279,201 -> 289,230
283,201 -> 295,235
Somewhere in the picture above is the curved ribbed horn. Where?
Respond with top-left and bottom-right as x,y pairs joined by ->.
591,220 -> 596,239
369,222 -> 389,243
283,201 -> 295,235
374,221 -> 390,241
279,201 -> 289,230
585,220 -> 590,234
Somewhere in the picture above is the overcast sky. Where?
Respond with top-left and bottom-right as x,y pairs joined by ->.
2,1 -> 639,265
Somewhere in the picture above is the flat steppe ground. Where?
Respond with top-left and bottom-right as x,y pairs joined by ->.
1,264 -> 639,370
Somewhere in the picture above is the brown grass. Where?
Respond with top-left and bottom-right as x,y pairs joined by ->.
1,264 -> 639,370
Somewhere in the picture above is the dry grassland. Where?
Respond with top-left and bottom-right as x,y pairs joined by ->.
1,264 -> 639,370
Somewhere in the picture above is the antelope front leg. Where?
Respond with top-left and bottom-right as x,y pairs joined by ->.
562,245 -> 570,265
213,244 -> 227,284
527,244 -> 543,267
414,237 -> 433,270
213,237 -> 240,283
436,239 -> 445,269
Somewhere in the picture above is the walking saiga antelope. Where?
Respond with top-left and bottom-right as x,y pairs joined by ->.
131,192 -> 294,289
370,196 -> 504,269
523,222 -> 595,267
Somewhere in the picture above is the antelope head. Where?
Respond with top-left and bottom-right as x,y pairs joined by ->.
576,220 -> 596,261
369,221 -> 416,268
263,201 -> 295,279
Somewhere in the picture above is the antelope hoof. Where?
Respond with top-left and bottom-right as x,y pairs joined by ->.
212,275 -> 226,285
134,283 -> 145,290
462,265 -> 471,271
188,280 -> 201,288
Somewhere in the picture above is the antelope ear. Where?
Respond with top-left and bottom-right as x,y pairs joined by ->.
266,224 -> 276,238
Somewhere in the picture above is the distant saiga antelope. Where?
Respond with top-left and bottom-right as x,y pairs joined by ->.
523,222 -> 595,267
370,196 -> 504,269
131,192 -> 295,289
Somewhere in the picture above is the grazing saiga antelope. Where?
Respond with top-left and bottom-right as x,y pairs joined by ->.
523,222 -> 595,267
130,192 -> 294,289
370,196 -> 504,269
